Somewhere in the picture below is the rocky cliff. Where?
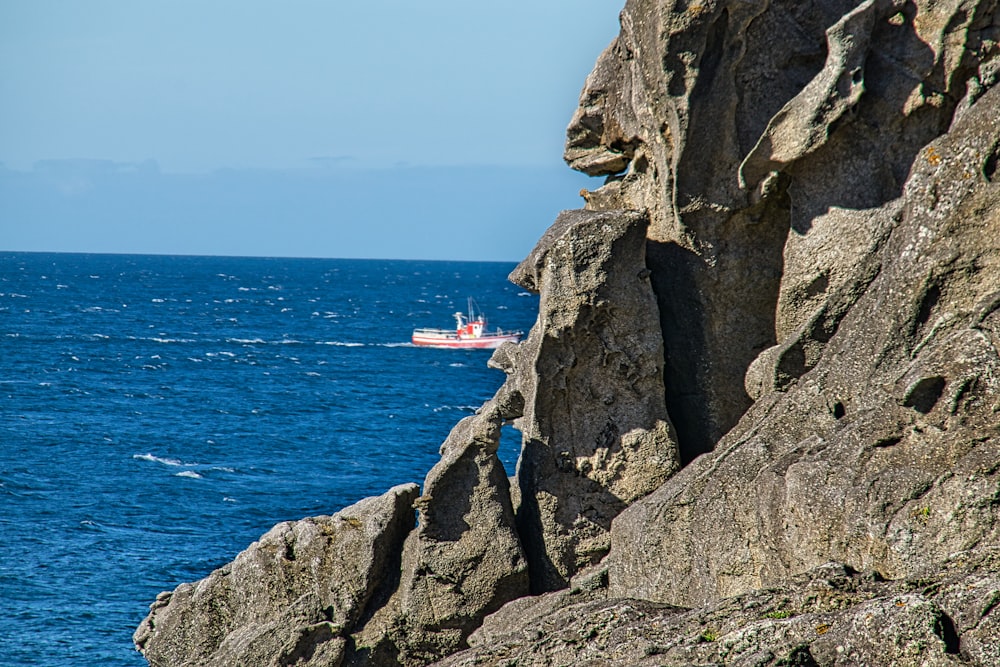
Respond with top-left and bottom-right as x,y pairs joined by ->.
135,1 -> 1000,665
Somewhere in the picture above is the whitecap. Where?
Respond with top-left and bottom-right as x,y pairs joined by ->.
151,298 -> 165,303
518,292 -> 532,297
175,471 -> 203,479
449,363 -> 466,368
316,341 -> 364,347
305,371 -> 321,377
133,453 -> 183,466
223,497 -> 237,503
227,338 -> 266,344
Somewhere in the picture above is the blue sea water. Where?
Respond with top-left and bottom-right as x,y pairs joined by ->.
0,252 -> 537,666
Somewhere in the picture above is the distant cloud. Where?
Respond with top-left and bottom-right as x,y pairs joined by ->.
32,159 -> 160,176
306,156 -> 359,168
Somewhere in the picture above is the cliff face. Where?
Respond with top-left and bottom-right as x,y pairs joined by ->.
136,1 -> 1000,665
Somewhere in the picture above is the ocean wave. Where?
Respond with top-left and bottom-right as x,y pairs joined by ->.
316,341 -> 365,347
432,404 -> 480,413
175,471 -> 203,479
227,337 -> 266,344
144,337 -> 197,344
133,453 -> 185,466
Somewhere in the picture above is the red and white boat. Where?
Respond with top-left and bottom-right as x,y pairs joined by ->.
412,299 -> 523,349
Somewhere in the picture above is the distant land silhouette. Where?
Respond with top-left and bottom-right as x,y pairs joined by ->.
0,160 -> 596,261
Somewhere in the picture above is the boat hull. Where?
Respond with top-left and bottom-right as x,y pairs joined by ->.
411,331 -> 521,349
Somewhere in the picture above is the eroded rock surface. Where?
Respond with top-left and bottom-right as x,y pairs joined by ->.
137,1 -> 1000,665
606,81 -> 1000,608
498,209 -> 681,592
569,0 -> 1000,460
348,401 -> 528,665
134,483 -> 419,667
433,549 -> 1000,667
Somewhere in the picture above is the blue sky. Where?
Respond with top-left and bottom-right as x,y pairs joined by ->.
0,2 -> 620,260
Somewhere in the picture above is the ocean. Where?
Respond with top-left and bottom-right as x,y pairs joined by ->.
0,252 -> 536,666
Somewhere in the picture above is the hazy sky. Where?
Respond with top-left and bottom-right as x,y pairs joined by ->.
0,1 -> 621,260
1,1 -> 619,172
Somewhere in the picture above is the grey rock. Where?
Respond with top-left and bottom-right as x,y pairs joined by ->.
567,0 -> 1000,460
136,1 -> 1000,665
133,483 -> 419,667
349,400 -> 528,665
606,81 -> 1000,608
433,550 -> 1000,666
501,208 -> 681,592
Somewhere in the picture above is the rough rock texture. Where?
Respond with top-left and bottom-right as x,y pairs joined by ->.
495,208 -> 681,592
138,0 -> 1000,665
348,400 -> 528,665
606,81 -> 1000,609
435,549 -> 1000,667
133,483 -> 419,667
568,0 -> 1000,461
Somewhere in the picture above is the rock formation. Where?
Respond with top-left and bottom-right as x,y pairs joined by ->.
136,0 -> 1000,665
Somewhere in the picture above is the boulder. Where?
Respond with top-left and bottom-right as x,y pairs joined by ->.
133,483 -> 419,667
348,399 -> 528,665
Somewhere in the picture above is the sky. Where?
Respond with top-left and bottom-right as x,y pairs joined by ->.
0,1 -> 622,261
